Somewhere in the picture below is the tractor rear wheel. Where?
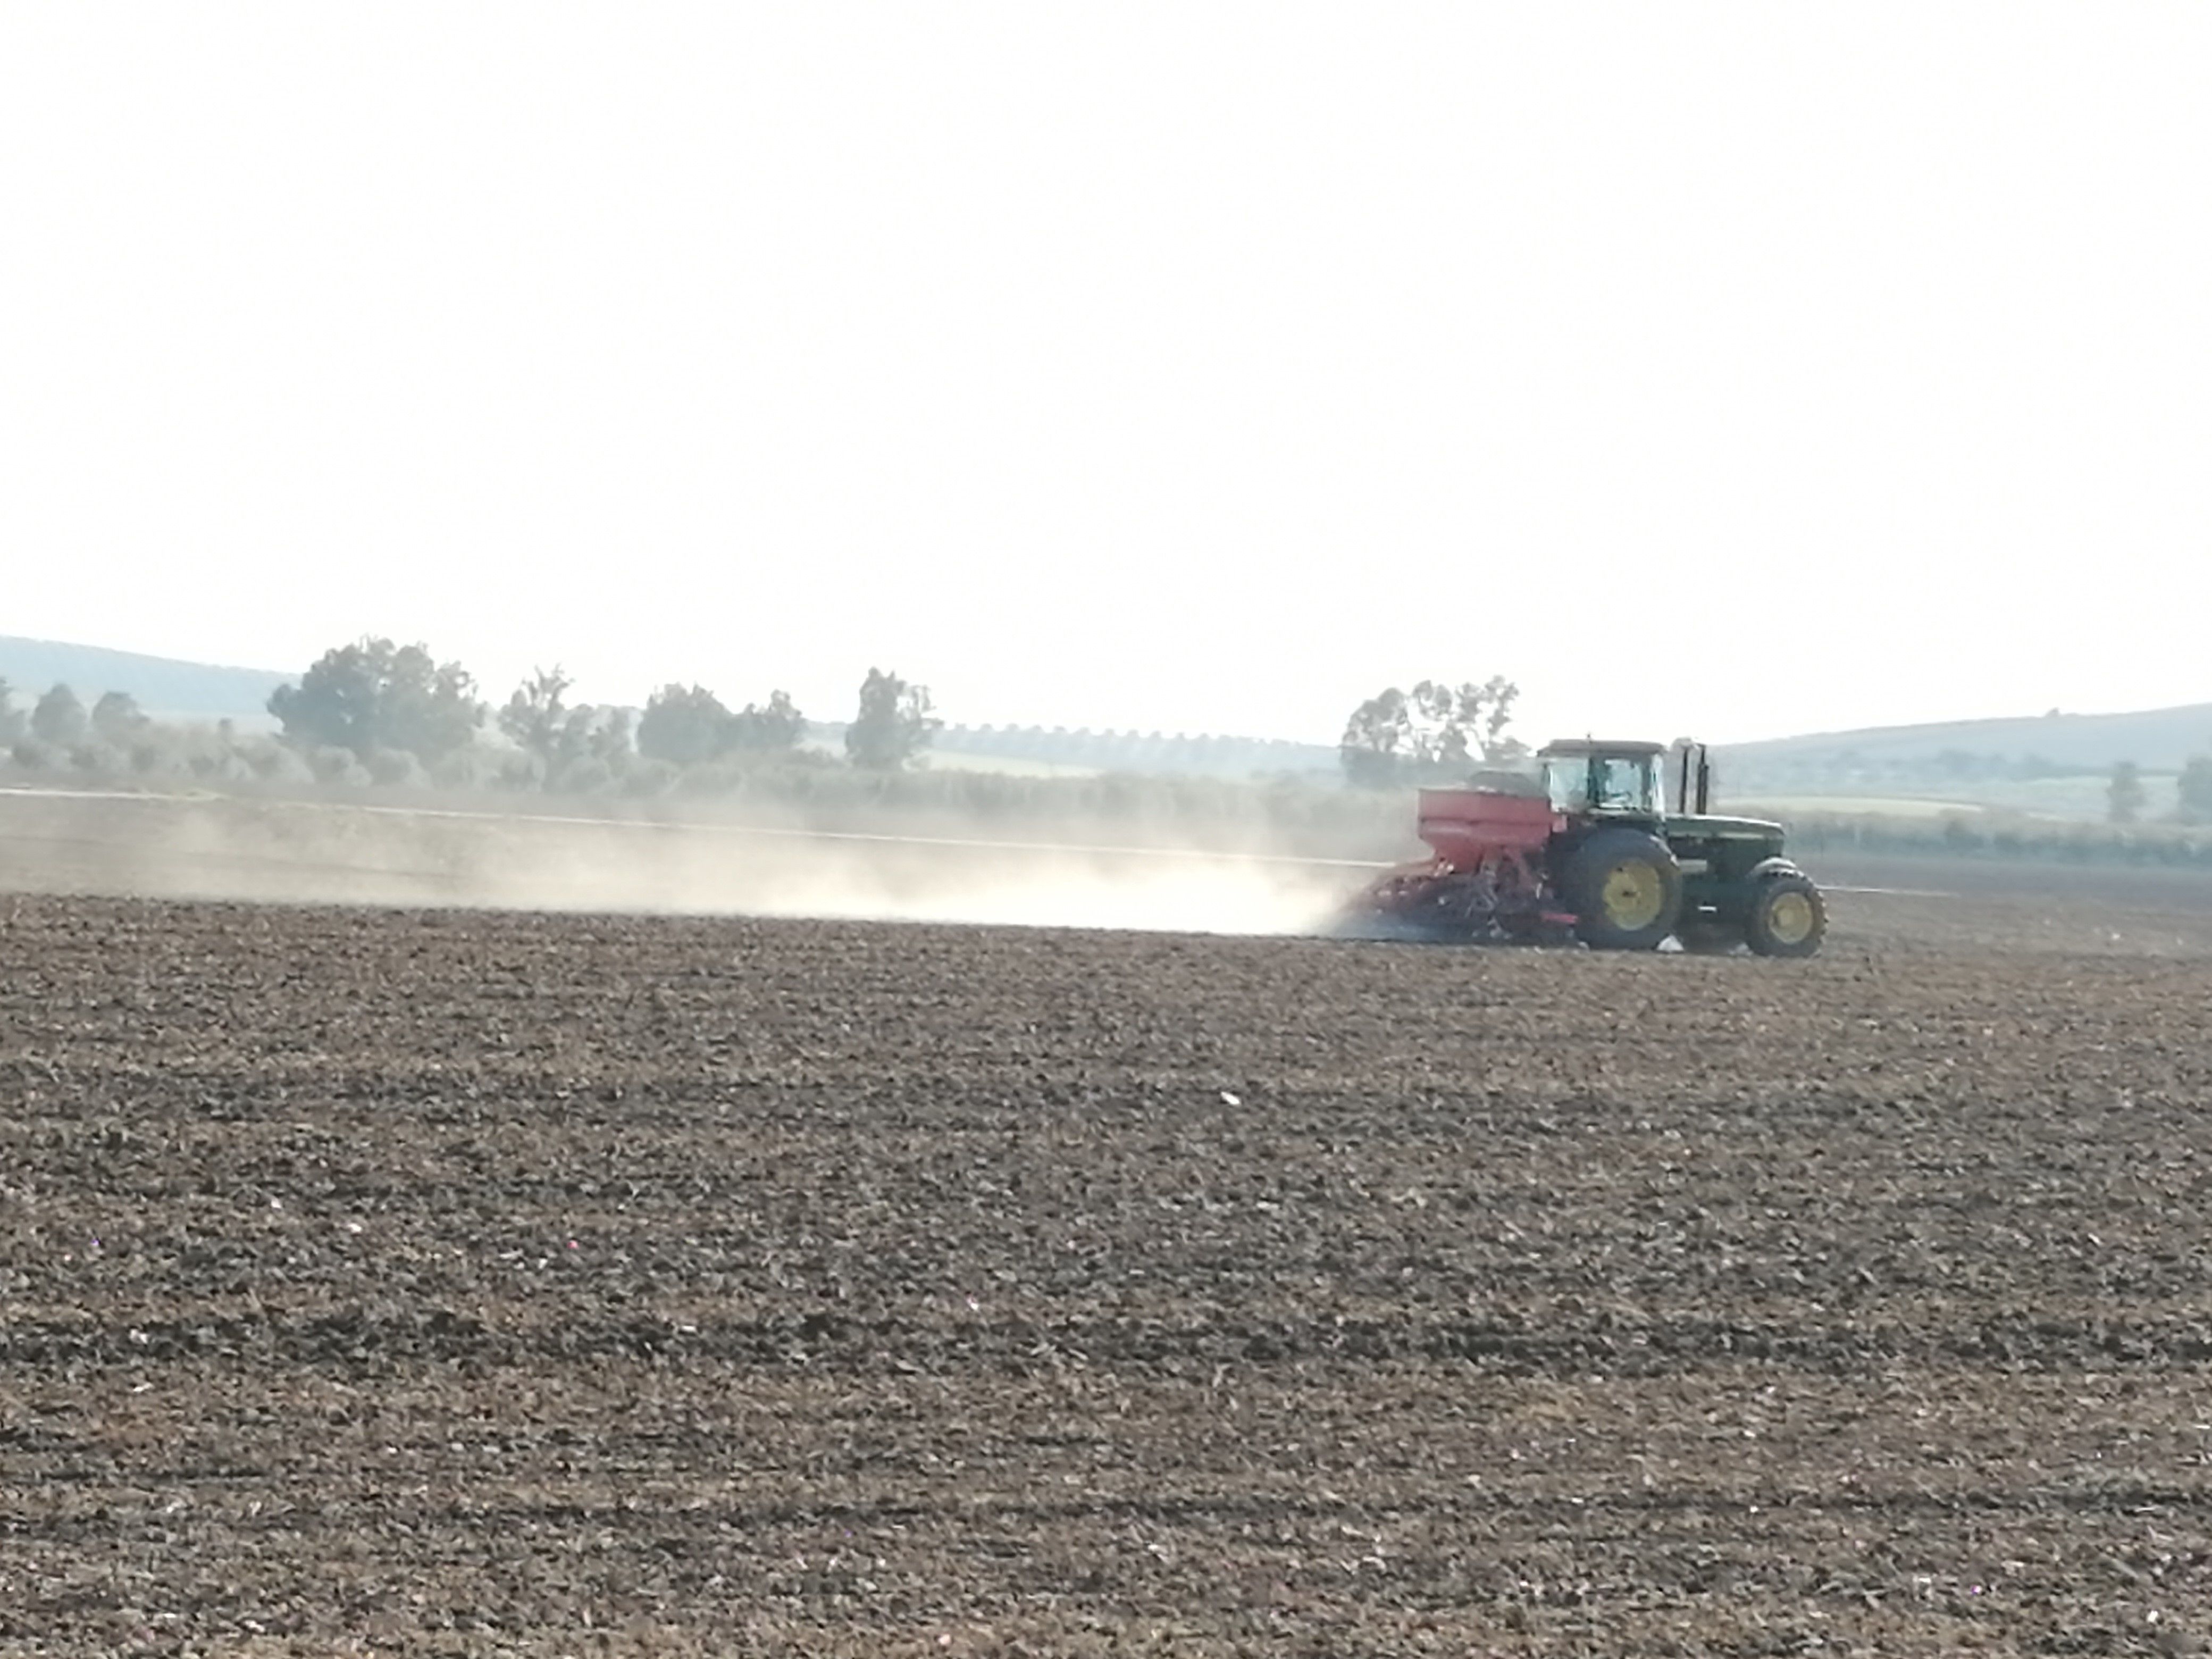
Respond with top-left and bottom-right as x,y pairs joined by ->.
1744,870 -> 1826,958
1561,827 -> 1682,950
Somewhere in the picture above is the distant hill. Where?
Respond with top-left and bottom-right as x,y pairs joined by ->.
1721,703 -> 2212,780
0,636 -> 288,724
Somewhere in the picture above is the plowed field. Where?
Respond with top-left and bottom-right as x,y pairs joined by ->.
6,888 -> 2212,1655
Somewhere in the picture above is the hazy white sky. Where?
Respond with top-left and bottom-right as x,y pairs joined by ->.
3,5 -> 2206,745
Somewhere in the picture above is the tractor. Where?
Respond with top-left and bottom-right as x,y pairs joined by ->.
1339,738 -> 1826,956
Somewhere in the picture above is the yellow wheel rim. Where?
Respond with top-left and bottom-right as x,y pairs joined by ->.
1599,861 -> 1665,931
1765,890 -> 1816,945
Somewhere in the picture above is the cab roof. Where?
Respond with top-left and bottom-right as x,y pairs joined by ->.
1536,739 -> 1668,759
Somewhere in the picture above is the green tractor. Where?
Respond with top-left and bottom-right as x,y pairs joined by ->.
1342,738 -> 1828,956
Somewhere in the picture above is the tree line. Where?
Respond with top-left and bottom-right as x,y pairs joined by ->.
4,645 -> 1533,797
0,682 -> 155,753
0,639 -> 941,794
945,724 -> 1336,778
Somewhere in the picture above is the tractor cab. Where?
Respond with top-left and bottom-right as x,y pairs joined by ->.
1537,740 -> 1666,823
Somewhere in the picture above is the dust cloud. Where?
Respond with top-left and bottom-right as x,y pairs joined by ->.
0,789 -> 1368,937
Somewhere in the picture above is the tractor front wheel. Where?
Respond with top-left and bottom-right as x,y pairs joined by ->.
1745,871 -> 1827,958
1562,828 -> 1683,951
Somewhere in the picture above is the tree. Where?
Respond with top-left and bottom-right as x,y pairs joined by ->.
633,683 -> 805,770
518,704 -> 630,792
268,639 -> 483,764
2179,753 -> 2212,825
1339,675 -> 1522,787
2107,760 -> 2146,825
727,690 -> 807,755
30,684 -> 88,747
637,683 -> 733,767
91,691 -> 149,747
845,668 -> 939,770
1339,688 -> 1412,787
558,705 -> 634,770
498,667 -> 573,767
0,678 -> 21,745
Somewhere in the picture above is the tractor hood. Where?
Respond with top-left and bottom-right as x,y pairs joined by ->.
1666,813 -> 1786,839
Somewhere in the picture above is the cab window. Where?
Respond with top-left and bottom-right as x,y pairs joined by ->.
1594,757 -> 1653,811
1543,759 -> 1588,812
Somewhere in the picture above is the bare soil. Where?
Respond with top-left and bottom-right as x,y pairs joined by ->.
5,851 -> 2212,1652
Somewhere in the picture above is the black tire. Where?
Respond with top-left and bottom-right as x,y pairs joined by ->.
1675,917 -> 1743,955
1561,827 -> 1682,950
1744,870 -> 1827,958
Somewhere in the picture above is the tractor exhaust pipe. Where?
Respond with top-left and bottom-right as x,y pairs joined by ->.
1671,741 -> 1712,816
